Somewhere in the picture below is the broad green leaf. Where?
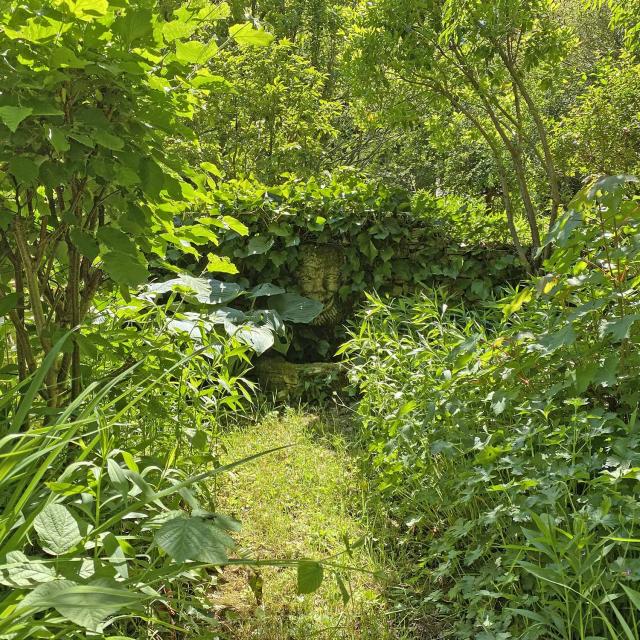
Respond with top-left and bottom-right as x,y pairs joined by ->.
147,275 -> 244,305
0,292 -> 19,316
599,314 -> 640,342
0,106 -> 33,132
69,229 -> 99,261
200,161 -> 222,177
112,8 -> 153,45
94,130 -> 125,151
8,156 -> 39,183
0,551 -> 57,587
97,227 -> 138,254
229,23 -> 274,47
296,561 -> 323,594
155,515 -> 233,563
18,578 -> 141,631
206,253 -> 239,274
231,324 -> 275,355
47,127 -> 70,153
222,217 -> 248,238
531,323 -> 576,355
622,584 -> 640,611
248,283 -> 286,298
34,504 -> 82,556
50,47 -> 88,68
268,293 -> 323,324
163,19 -> 196,43
246,235 -> 274,255
140,157 -> 165,199
175,39 -> 218,64
102,251 -> 149,287
4,18 -> 72,43
66,0 -> 109,19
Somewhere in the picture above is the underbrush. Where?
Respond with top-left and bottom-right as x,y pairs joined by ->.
341,176 -> 640,638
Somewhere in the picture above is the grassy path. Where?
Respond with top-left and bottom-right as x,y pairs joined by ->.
211,409 -> 404,640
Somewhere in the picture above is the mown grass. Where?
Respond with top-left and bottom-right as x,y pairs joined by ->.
211,408 -> 406,640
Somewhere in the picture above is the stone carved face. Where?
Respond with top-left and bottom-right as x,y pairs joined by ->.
297,244 -> 343,325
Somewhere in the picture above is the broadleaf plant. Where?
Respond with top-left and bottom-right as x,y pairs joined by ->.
0,0 -> 270,406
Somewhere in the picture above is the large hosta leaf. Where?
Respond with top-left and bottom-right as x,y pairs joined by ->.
268,293 -> 323,324
155,515 -> 234,563
18,578 -> 141,631
146,275 -> 244,305
34,504 -> 82,556
231,324 -> 275,355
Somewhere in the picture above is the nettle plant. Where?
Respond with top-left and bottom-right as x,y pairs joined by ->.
342,176 -> 640,638
0,0 -> 272,405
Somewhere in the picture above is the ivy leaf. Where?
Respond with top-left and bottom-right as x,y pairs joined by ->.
34,504 -> 82,556
229,23 -> 274,47
155,515 -> 233,563
296,561 -> 323,594
246,235 -> 274,255
0,106 -> 33,132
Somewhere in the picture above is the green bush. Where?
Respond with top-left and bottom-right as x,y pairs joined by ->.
341,175 -> 640,638
207,173 -> 522,360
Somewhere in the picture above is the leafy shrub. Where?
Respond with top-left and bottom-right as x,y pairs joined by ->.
210,173 -> 521,360
0,0 -> 270,401
341,175 -> 640,638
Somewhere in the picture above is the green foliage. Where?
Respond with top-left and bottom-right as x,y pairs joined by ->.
342,176 -> 640,637
188,39 -> 341,181
0,344 -> 245,637
211,173 -> 520,359
0,0 -> 259,401
554,57 -> 640,176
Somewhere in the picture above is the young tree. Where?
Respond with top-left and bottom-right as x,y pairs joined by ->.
0,0 -> 270,404
349,0 -> 575,270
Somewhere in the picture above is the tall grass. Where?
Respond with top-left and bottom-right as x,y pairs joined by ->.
0,335 -> 271,638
